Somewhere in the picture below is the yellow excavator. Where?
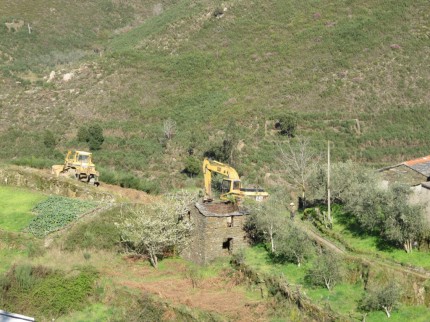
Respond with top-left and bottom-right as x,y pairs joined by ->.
203,158 -> 269,202
52,150 -> 99,185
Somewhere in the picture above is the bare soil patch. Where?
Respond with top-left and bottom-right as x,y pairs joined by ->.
107,260 -> 268,321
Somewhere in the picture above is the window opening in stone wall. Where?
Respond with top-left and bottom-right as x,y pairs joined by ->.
222,238 -> 233,253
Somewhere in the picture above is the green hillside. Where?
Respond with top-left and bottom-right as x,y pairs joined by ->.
1,0 -> 429,191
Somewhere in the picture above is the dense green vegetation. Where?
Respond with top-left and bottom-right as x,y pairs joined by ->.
243,245 -> 430,321
0,186 -> 46,231
323,206 -> 430,270
0,264 -> 98,320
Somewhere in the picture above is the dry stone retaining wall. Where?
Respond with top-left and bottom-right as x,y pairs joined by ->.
0,165 -> 116,202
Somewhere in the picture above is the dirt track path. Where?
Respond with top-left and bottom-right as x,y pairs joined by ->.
297,220 -> 430,280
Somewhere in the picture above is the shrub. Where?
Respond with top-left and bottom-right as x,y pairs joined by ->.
277,113 -> 298,137
183,156 -> 200,177
29,267 -> 98,317
14,264 -> 35,290
43,130 -> 56,149
76,125 -> 105,151
0,265 -> 98,319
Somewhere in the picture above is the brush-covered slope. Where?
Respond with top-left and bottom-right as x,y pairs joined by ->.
0,0 -> 429,191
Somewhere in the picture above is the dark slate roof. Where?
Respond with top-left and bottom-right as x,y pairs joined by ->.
403,155 -> 430,177
195,202 -> 249,217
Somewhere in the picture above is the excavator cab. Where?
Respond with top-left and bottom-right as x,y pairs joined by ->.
220,179 -> 243,201
203,158 -> 268,203
221,179 -> 241,194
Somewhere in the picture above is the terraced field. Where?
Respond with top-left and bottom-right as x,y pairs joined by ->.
0,185 -> 46,231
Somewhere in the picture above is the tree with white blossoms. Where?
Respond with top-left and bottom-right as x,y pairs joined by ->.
116,190 -> 197,268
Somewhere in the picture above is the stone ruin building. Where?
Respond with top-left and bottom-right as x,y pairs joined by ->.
182,202 -> 250,265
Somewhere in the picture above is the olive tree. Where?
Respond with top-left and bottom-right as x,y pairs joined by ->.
245,195 -> 288,252
275,224 -> 314,267
305,251 -> 342,291
310,161 -> 428,253
381,184 -> 427,253
359,282 -> 401,318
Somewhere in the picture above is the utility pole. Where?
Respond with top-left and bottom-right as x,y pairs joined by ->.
327,140 -> 332,226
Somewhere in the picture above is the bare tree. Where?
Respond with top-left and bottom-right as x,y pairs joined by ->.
163,118 -> 177,140
278,137 -> 320,208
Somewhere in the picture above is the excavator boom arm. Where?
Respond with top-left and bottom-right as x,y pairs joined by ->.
203,158 -> 240,201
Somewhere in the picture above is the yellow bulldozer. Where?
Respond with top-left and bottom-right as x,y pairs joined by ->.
52,150 -> 99,185
203,158 -> 268,203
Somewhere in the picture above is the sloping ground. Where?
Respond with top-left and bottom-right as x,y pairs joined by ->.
32,249 -> 277,321
0,165 -> 158,203
119,262 -> 268,321
0,0 -> 430,190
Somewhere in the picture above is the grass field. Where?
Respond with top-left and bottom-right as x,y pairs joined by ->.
331,210 -> 430,270
244,245 -> 430,320
0,185 -> 46,231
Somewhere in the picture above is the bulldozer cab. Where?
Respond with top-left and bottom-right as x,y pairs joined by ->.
67,151 -> 94,167
77,153 -> 89,163
53,150 -> 99,186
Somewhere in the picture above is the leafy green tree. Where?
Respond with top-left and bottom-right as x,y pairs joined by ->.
204,120 -> 239,164
43,130 -> 56,149
87,125 -> 104,150
305,251 -> 342,291
245,196 -> 288,252
308,160 -> 378,205
381,184 -> 426,253
359,282 -> 401,318
275,224 -> 314,267
277,113 -> 298,137
309,162 -> 428,252
76,125 -> 104,150
76,126 -> 89,143
183,156 -> 200,177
